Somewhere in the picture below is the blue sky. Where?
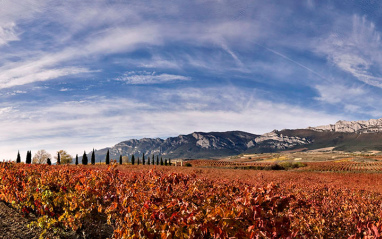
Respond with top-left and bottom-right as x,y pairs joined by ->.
1,0 -> 382,160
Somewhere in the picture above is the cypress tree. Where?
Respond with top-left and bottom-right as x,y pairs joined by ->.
165,159 -> 168,166
119,155 -> 122,164
47,158 -> 51,165
105,150 -> 110,165
147,154 -> 150,165
91,149 -> 95,165
137,156 -> 140,165
131,155 -> 135,165
142,153 -> 145,165
82,151 -> 88,165
169,158 -> 171,166
160,157 -> 163,165
26,151 -> 32,164
16,151 -> 21,163
156,155 -> 159,165
75,154 -> 78,165
57,152 -> 61,165
152,155 -> 154,165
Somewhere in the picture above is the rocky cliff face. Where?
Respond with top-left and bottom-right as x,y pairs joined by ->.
254,130 -> 312,149
308,118 -> 382,133
109,138 -> 164,157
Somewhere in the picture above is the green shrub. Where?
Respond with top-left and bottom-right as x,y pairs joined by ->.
278,162 -> 307,170
293,162 -> 307,168
269,164 -> 285,170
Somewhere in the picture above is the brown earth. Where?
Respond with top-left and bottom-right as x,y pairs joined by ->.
0,201 -> 42,239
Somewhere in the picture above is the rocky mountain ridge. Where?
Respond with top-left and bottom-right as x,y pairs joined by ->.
91,130 -> 312,161
309,118 -> 382,133
96,131 -> 258,160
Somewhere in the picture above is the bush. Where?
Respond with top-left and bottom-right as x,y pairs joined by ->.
293,162 -> 307,168
233,162 -> 307,171
268,164 -> 285,170
278,162 -> 307,170
279,162 -> 293,168
185,163 -> 192,167
234,166 -> 265,170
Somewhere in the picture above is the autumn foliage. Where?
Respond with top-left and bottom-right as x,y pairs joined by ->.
0,162 -> 382,238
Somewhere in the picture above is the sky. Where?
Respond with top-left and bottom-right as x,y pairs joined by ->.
1,0 -> 382,160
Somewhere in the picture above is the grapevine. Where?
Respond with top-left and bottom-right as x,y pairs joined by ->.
1,162 -> 382,238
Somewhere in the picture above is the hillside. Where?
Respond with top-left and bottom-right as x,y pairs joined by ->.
90,131 -> 260,161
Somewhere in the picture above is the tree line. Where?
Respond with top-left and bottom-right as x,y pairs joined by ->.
16,149 -> 173,166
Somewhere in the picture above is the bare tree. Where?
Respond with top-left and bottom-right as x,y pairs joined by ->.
32,150 -> 52,164
55,150 -> 73,164
122,156 -> 129,163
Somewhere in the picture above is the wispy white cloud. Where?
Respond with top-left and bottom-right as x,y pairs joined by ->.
314,84 -> 366,104
0,90 -> 27,96
260,45 -> 327,80
316,15 -> 382,87
127,56 -> 182,70
0,67 -> 91,89
116,71 -> 190,84
0,23 -> 160,89
314,82 -> 382,117
82,25 -> 162,55
0,0 -> 48,46
0,107 -> 13,115
0,22 -> 18,46
8,3 -> 335,90
219,42 -> 244,67
0,2 -> 266,90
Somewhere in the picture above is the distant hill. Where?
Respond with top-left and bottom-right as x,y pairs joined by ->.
278,129 -> 382,152
88,131 -> 259,162
85,118 -> 382,162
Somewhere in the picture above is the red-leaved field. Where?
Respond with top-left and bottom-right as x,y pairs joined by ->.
1,162 -> 382,238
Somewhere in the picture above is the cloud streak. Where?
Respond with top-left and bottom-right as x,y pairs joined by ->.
0,22 -> 18,46
116,71 -> 190,84
316,15 -> 382,87
0,67 -> 91,89
260,44 -> 327,80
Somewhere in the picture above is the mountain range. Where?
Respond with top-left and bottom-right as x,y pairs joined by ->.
89,118 -> 382,161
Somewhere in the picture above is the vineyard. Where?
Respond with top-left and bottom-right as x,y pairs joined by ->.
186,160 -> 275,168
1,162 -> 382,238
188,159 -> 382,173
305,161 -> 382,172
